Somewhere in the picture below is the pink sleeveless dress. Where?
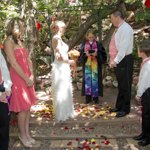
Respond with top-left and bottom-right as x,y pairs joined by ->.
9,48 -> 36,112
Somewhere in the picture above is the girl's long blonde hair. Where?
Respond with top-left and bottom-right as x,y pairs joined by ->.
6,17 -> 25,44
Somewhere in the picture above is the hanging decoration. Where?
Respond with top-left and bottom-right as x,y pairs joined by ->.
144,0 -> 150,8
36,21 -> 41,31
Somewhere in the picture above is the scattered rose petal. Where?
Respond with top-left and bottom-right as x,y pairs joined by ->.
10,119 -> 17,126
67,141 -> 72,146
64,126 -> 69,130
102,139 -> 110,145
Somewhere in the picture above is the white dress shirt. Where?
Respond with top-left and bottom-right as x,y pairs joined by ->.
0,49 -> 12,92
137,59 -> 150,97
114,21 -> 134,64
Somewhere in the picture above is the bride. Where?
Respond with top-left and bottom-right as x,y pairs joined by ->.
51,20 -> 76,122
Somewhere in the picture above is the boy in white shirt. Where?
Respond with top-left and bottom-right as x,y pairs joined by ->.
0,48 -> 12,150
133,40 -> 150,146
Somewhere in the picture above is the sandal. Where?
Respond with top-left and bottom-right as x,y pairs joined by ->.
28,137 -> 36,144
18,135 -> 32,147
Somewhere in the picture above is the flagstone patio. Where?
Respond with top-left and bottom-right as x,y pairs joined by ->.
9,87 -> 150,150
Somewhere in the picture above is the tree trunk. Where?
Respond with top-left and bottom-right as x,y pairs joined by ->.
22,0 -> 37,86
26,16 -> 37,84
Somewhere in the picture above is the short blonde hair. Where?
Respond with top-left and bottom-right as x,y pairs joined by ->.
50,20 -> 66,34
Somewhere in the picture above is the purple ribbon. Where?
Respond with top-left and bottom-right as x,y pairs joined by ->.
6,96 -> 10,115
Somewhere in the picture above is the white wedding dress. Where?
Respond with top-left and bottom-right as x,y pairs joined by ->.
51,35 -> 76,122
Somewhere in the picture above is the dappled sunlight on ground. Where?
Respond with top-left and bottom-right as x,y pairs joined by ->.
36,91 -> 51,101
75,103 -> 116,120
31,98 -> 117,121
30,89 -> 140,122
31,102 -> 53,119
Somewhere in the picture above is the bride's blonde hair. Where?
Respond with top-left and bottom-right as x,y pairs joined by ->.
50,20 -> 66,34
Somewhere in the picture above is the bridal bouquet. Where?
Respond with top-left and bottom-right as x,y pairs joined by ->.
68,49 -> 80,78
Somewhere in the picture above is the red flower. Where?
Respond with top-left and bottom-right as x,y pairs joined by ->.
92,141 -> 96,144
36,22 -> 41,30
64,126 -> 69,130
76,138 -> 79,141
95,145 -> 100,148
67,141 -> 72,146
10,119 -> 17,126
102,139 -> 110,145
145,0 -> 150,8
76,108 -> 81,112
83,142 -> 90,149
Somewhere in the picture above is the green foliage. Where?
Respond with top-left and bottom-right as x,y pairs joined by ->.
135,8 -> 150,22
0,0 -> 20,41
125,0 -> 138,3
0,0 -> 149,73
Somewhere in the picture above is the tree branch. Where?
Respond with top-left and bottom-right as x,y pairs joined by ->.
68,13 -> 97,49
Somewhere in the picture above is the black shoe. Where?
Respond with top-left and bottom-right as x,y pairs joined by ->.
133,133 -> 145,141
93,97 -> 99,104
109,108 -> 119,113
85,95 -> 91,104
138,138 -> 150,146
116,111 -> 128,118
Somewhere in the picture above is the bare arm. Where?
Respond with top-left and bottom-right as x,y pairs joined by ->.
27,56 -> 34,82
28,57 -> 33,74
52,37 -> 63,61
52,36 -> 75,66
4,38 -> 33,86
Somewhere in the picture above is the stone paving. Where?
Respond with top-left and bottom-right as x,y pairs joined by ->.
8,88 -> 150,150
9,138 -> 150,150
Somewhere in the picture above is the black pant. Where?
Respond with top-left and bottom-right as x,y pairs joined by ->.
0,102 -> 10,150
142,88 -> 150,139
114,54 -> 134,113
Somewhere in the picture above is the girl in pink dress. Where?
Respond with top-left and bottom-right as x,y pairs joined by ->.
4,18 -> 36,147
